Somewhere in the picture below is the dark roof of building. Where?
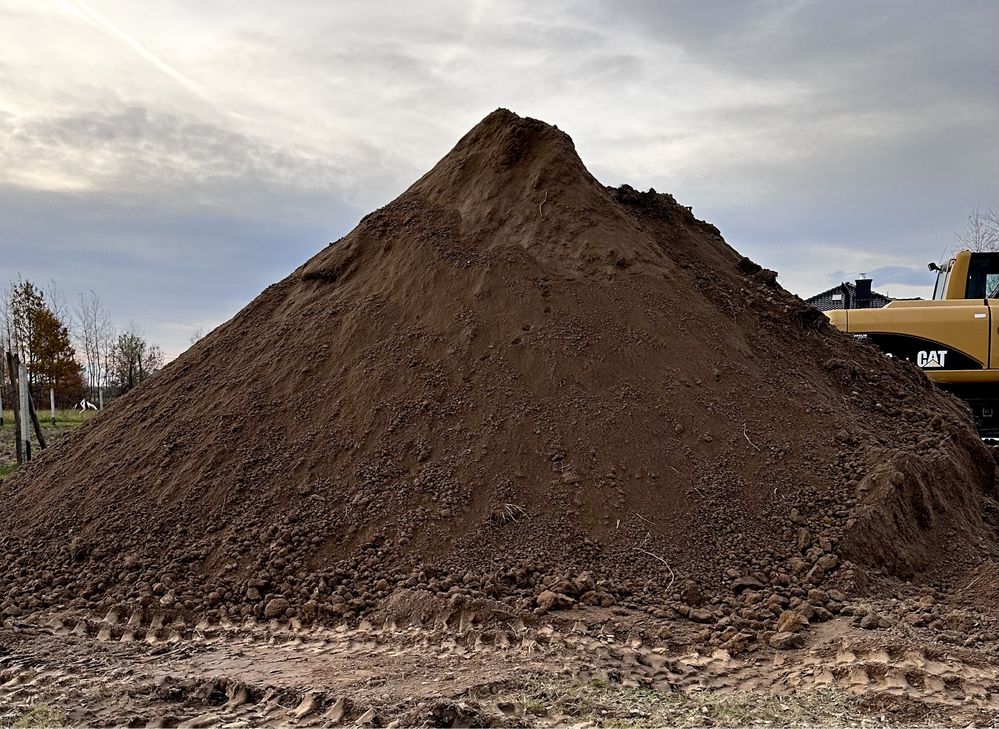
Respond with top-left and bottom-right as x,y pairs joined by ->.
808,281 -> 891,301
806,281 -> 894,312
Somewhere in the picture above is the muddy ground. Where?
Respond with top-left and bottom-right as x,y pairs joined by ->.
1,593 -> 996,728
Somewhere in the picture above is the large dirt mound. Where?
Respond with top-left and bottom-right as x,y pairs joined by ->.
1,110 -> 996,630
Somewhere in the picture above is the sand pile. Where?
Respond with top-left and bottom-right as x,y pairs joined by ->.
1,110 -> 996,638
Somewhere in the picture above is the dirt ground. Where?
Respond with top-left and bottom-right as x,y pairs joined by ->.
1,597 -> 996,728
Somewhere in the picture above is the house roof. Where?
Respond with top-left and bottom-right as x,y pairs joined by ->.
804,281 -> 904,311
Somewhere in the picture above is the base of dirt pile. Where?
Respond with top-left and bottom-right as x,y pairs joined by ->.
2,588 -> 997,727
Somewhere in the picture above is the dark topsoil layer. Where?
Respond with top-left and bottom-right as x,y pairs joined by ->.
2,110 -> 996,642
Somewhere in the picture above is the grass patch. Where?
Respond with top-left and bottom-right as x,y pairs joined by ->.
478,675 -> 873,728
1,705 -> 66,728
0,409 -> 98,428
0,409 -> 95,472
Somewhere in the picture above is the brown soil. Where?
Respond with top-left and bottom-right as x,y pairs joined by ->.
1,605 -> 996,727
1,110 -> 996,650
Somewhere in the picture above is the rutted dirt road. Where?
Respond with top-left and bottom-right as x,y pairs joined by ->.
2,602 -> 996,727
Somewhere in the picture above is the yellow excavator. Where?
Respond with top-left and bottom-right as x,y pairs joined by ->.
826,250 -> 999,436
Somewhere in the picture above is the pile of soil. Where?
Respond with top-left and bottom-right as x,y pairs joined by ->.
1,110 -> 996,639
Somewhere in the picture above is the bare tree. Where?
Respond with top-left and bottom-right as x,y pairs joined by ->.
0,281 -> 13,354
74,290 -> 114,403
99,321 -> 115,395
45,279 -> 70,326
956,205 -> 999,252
109,324 -> 163,394
189,327 -> 204,346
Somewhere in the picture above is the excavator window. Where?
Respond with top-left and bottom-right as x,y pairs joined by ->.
967,253 -> 999,299
933,262 -> 953,300
988,274 -> 999,299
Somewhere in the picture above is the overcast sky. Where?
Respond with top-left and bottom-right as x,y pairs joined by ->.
2,0 -> 997,358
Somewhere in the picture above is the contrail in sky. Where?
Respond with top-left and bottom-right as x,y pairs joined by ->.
58,0 -> 212,104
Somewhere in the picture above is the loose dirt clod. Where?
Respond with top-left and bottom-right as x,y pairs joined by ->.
0,109 -> 996,637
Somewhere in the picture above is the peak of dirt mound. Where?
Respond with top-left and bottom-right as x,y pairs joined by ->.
1,110 -> 996,637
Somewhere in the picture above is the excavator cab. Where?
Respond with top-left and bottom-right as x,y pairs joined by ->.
928,251 -> 999,301
826,250 -> 999,436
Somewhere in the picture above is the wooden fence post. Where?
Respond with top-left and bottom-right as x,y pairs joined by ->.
50,387 -> 56,425
6,351 -> 21,464
27,391 -> 47,450
18,361 -> 30,462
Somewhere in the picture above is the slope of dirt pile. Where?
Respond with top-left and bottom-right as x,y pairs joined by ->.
1,110 -> 996,642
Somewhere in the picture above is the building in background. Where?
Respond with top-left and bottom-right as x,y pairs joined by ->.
806,278 -> 895,311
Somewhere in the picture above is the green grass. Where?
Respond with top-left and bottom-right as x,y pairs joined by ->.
0,409 -> 96,472
0,409 -> 98,428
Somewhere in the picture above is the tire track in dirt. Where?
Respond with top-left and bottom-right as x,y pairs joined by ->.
2,609 -> 995,727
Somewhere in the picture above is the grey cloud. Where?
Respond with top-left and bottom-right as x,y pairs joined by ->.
1,106 -> 399,215
828,265 -> 935,288
617,89 -> 998,292
0,184 -> 341,359
0,100 -> 397,356
869,265 -> 937,290
592,1 -> 998,87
